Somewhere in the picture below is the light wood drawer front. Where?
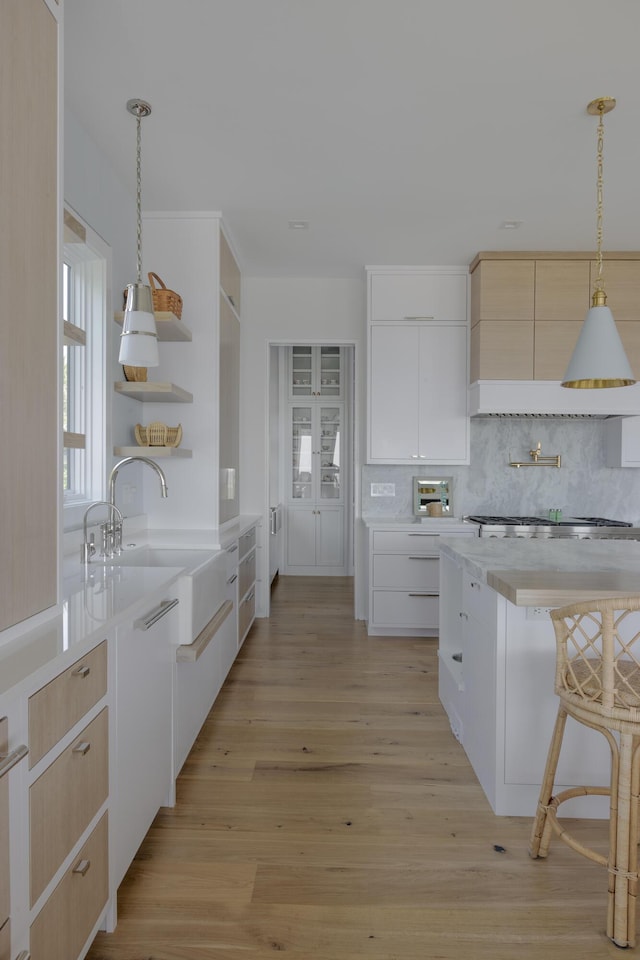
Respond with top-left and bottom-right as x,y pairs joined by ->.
470,320 -> 534,380
238,550 -> 256,599
30,708 -> 108,906
372,531 -> 440,555
534,260 -> 590,321
373,555 -> 439,591
534,321 -> 582,379
239,589 -> 255,641
471,260 -> 534,322
29,640 -> 107,767
30,812 -> 108,960
591,260 -> 640,323
239,526 -> 256,558
372,591 -> 439,629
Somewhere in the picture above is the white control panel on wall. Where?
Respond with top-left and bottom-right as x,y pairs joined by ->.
371,483 -> 395,497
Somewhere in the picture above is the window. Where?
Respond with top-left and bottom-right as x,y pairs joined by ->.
62,207 -> 110,529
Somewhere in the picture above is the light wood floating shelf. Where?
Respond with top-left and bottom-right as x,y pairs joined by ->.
113,311 -> 192,342
114,382 -> 193,403
113,446 -> 192,458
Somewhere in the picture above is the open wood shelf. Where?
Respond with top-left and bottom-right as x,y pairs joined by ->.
113,311 -> 192,342
114,382 -> 193,403
113,446 -> 192,458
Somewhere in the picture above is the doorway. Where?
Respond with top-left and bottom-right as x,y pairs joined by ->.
267,342 -> 355,589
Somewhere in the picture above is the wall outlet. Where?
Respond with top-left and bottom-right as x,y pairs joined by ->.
371,483 -> 395,497
526,606 -> 553,620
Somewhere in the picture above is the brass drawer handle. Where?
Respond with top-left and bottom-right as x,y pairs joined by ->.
72,741 -> 91,756
72,858 -> 91,876
73,665 -> 91,678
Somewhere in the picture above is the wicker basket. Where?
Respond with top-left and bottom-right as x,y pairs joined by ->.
148,272 -> 183,319
135,422 -> 182,448
123,365 -> 148,382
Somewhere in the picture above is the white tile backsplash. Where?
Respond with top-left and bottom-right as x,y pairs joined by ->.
362,419 -> 640,523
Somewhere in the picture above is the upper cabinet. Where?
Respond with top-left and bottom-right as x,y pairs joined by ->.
0,0 -> 59,631
470,252 -> 640,382
289,345 -> 343,399
366,268 -> 470,465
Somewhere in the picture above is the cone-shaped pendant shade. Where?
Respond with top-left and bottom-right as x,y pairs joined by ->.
562,303 -> 635,388
119,282 -> 159,367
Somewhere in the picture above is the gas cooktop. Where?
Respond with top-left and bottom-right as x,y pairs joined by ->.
467,515 -> 632,527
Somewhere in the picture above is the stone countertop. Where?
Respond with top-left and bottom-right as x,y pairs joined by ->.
438,536 -> 640,606
362,515 -> 474,531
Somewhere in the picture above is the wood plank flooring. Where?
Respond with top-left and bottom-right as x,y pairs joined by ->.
87,576 -> 624,959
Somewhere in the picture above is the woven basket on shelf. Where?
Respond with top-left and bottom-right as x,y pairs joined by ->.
135,422 -> 182,447
148,272 -> 183,319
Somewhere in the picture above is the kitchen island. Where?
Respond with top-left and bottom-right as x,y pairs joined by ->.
437,537 -> 640,818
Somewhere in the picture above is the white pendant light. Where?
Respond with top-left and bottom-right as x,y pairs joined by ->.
119,98 -> 159,368
562,97 -> 635,389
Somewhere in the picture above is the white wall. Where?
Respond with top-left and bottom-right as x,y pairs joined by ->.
240,277 -> 366,612
64,109 -> 145,515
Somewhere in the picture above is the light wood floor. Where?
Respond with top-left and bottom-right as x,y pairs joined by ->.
88,576 -> 624,959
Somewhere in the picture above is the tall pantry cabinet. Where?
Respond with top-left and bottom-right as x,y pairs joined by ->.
1,0 -> 60,632
284,346 -> 349,575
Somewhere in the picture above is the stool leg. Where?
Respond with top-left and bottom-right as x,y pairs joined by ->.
530,705 -> 568,859
609,731 -> 635,947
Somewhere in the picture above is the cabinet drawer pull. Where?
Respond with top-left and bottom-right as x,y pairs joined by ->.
459,611 -> 468,620
404,315 -> 434,321
226,544 -> 238,554
0,743 -> 28,779
227,573 -> 238,585
73,664 -> 91,678
16,951 -> 31,960
470,581 -> 481,590
72,858 -> 91,876
408,555 -> 437,560
72,741 -> 91,756
408,592 -> 438,597
134,597 -> 179,631
408,533 -> 439,537
452,652 -> 463,663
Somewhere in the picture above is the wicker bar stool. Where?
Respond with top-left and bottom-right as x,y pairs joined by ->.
529,596 -> 640,948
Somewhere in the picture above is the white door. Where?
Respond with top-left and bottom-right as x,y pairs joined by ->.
286,507 -> 317,566
418,323 -> 469,463
317,506 -> 345,566
368,324 -> 420,461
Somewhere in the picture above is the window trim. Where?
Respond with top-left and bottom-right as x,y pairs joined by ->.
62,206 -> 111,530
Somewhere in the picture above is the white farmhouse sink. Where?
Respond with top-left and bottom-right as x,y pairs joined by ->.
105,546 -> 227,642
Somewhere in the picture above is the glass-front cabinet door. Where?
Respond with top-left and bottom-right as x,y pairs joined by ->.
319,405 -> 341,500
290,403 -> 343,502
291,405 -> 313,499
290,346 -> 342,398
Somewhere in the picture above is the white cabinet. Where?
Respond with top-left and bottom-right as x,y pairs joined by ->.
367,267 -> 469,466
368,322 -> 469,464
237,525 -> 257,646
369,271 -> 467,323
604,416 -> 640,467
113,596 -> 178,890
289,345 -> 342,399
286,506 -> 345,570
290,404 -> 343,503
437,554 -> 612,816
367,524 -> 475,636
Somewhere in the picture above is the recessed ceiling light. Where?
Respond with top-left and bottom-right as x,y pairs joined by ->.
499,220 -> 523,230
288,220 -> 310,230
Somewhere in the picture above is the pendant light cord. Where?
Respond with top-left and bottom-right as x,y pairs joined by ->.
594,104 -> 605,296
136,109 -> 143,284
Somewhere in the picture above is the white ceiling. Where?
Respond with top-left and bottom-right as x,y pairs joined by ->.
65,0 -> 640,279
